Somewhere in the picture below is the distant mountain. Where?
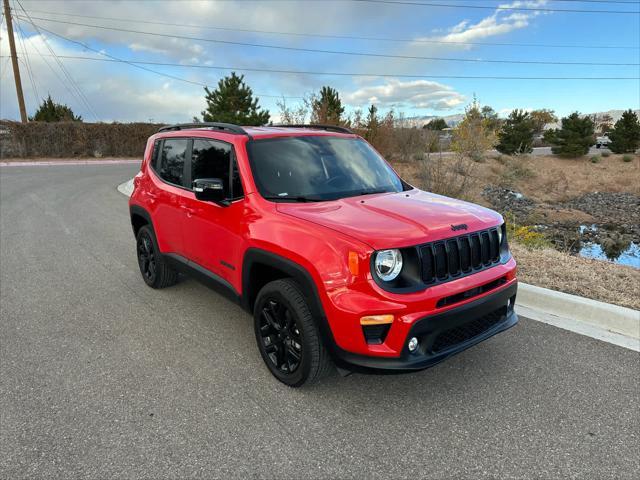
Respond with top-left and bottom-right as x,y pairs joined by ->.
406,109 -> 639,129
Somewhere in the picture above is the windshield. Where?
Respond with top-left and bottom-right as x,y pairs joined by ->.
247,136 -> 405,201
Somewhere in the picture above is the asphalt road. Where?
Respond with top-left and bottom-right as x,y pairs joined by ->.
1,164 -> 638,479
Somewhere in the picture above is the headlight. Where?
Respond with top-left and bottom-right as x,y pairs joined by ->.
374,249 -> 403,282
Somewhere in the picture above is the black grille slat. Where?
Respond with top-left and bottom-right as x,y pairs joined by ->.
470,234 -> 482,268
434,243 -> 448,279
447,240 -> 460,276
419,227 -> 503,285
480,232 -> 491,265
459,236 -> 471,272
489,229 -> 500,260
421,245 -> 435,284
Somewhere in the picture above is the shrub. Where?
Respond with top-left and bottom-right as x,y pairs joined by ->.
0,121 -> 161,158
31,95 -> 82,122
601,150 -> 611,157
544,112 -> 595,158
590,155 -> 600,163
451,99 -> 497,162
418,152 -> 477,200
496,109 -> 535,155
622,154 -> 633,163
608,109 -> 640,154
510,225 -> 551,249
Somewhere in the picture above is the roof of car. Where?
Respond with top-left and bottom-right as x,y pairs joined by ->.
156,123 -> 356,140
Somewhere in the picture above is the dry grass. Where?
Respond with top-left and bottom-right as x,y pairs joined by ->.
511,242 -> 640,310
393,153 -> 640,204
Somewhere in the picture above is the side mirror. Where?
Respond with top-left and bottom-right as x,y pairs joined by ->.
193,178 -> 227,204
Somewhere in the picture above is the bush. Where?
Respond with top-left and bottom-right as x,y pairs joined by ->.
510,225 -> 551,249
0,121 -> 161,158
590,155 -> 600,163
496,109 -> 535,155
601,151 -> 611,157
622,154 -> 634,163
608,109 -> 640,154
451,100 -> 497,162
418,152 -> 477,200
544,112 -> 595,158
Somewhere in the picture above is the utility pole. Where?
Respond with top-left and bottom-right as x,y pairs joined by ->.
3,0 -> 28,123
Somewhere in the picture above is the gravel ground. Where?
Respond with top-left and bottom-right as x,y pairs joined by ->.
1,164 -> 639,479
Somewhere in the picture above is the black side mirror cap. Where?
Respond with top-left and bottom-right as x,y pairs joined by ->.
193,178 -> 228,205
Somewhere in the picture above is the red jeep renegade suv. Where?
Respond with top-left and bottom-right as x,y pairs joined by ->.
129,123 -> 518,386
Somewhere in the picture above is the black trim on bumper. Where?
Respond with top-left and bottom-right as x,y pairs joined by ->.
331,282 -> 518,372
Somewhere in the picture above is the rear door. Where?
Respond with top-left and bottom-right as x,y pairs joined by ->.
149,137 -> 191,256
181,138 -> 246,285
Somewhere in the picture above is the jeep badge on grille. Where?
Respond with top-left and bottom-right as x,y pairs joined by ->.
451,223 -> 468,231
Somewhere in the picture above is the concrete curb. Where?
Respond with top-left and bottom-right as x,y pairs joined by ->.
516,283 -> 639,351
115,178 -> 640,351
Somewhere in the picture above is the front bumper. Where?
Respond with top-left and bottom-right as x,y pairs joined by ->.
330,282 -> 518,372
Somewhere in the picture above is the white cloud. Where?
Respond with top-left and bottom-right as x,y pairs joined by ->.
423,0 -> 549,48
344,79 -> 465,111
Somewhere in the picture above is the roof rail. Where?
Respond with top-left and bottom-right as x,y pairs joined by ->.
273,124 -> 353,134
158,122 -> 248,135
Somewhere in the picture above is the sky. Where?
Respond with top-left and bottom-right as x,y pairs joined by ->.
0,0 -> 639,123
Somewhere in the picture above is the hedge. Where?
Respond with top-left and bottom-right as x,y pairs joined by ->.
0,121 -> 163,158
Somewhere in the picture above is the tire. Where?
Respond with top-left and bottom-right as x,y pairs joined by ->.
136,225 -> 179,289
253,279 -> 333,387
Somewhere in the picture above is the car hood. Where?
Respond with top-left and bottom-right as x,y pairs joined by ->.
276,189 -> 503,250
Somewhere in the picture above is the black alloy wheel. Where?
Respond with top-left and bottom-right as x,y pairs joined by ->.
259,298 -> 303,374
253,279 -> 332,387
135,225 -> 179,289
137,231 -> 157,284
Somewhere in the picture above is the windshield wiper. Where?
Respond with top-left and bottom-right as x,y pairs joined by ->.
262,195 -> 324,203
360,188 -> 389,196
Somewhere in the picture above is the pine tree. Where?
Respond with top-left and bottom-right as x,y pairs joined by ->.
363,104 -> 379,142
544,112 -> 594,158
424,118 -> 448,130
608,110 -> 640,154
31,95 -> 82,122
311,86 -> 344,125
200,72 -> 270,125
496,109 -> 536,155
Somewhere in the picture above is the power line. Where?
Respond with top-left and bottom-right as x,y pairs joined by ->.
17,0 -> 640,14
351,0 -> 639,13
15,0 -> 99,120
17,16 -> 640,66
20,8 -> 638,50
5,53 -> 637,81
26,23 -> 305,99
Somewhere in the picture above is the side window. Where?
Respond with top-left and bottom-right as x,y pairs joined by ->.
159,139 -> 188,186
192,139 -> 244,199
150,139 -> 160,167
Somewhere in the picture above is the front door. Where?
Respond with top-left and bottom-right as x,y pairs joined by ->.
181,138 -> 245,286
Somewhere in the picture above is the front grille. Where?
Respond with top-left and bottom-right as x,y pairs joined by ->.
431,307 -> 506,353
420,227 -> 502,285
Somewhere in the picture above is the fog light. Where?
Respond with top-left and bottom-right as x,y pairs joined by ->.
408,337 -> 419,352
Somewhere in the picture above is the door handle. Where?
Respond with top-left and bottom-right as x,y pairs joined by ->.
180,205 -> 195,217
